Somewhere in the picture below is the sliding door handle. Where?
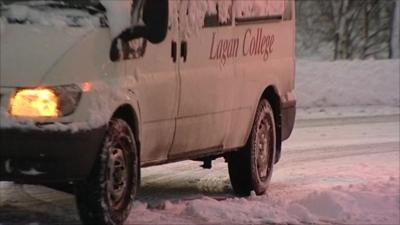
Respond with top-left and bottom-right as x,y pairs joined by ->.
181,41 -> 187,62
171,41 -> 177,63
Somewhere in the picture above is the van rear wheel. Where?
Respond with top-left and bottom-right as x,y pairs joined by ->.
75,118 -> 139,225
228,99 -> 276,196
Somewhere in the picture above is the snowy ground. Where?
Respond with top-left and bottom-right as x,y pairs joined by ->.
296,59 -> 399,107
129,115 -> 399,225
0,109 -> 398,225
0,59 -> 399,225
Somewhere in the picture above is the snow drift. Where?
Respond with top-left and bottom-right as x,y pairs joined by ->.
296,59 -> 400,108
126,177 -> 399,225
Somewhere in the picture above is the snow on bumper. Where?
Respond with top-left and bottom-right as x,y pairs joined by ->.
0,125 -> 106,183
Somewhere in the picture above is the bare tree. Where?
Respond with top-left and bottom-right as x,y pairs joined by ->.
390,0 -> 400,58
296,0 -> 395,60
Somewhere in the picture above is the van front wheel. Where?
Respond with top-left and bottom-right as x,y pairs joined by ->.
76,118 -> 139,225
228,99 -> 276,196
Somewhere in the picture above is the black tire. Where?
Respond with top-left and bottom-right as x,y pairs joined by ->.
228,99 -> 276,196
75,118 -> 139,225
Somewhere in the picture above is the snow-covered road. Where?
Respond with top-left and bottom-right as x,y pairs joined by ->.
0,111 -> 399,225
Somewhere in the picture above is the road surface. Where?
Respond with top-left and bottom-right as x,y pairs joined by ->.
0,114 -> 399,225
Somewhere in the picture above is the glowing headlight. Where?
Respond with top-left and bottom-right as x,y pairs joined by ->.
10,84 -> 82,118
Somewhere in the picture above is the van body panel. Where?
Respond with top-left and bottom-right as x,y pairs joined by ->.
0,126 -> 106,182
0,0 -> 296,182
41,29 -> 114,86
126,30 -> 179,163
169,20 -> 236,156
0,24 -> 93,87
224,8 -> 296,150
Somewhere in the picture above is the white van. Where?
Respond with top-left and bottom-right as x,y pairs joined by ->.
0,0 -> 296,224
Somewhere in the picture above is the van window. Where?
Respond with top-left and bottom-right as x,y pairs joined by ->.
176,0 -> 232,38
234,0 -> 290,24
203,1 -> 232,28
109,0 -> 168,61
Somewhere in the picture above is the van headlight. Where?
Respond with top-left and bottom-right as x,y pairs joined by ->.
10,84 -> 82,118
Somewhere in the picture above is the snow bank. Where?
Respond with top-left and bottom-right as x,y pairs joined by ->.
294,178 -> 399,224
127,177 -> 399,225
296,59 -> 400,107
296,105 -> 400,121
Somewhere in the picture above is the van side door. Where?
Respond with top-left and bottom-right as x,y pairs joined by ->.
168,0 -> 236,158
125,1 -> 179,164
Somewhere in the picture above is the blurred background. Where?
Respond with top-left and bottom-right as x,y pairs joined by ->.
294,0 -> 399,115
296,0 -> 399,60
0,1 -> 399,225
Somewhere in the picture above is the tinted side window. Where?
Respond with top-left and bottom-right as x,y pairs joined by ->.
204,1 -> 232,28
235,0 -> 292,25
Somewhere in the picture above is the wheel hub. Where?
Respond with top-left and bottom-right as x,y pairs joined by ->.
107,146 -> 128,208
256,112 -> 271,180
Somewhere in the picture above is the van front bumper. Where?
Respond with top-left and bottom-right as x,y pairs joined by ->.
0,126 -> 106,183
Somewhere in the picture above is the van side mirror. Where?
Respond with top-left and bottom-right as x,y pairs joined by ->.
110,0 -> 168,61
141,0 -> 168,43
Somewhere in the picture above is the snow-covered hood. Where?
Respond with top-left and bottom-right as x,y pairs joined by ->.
0,24 -> 93,87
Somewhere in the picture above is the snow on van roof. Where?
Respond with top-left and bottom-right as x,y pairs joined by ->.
177,0 -> 286,39
100,0 -> 286,39
1,0 -> 286,36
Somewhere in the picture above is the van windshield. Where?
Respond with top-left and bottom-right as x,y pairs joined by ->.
0,0 -> 107,28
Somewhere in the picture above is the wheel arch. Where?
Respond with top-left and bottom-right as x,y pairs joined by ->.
112,104 -> 141,162
260,86 -> 282,164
